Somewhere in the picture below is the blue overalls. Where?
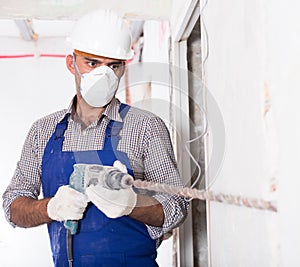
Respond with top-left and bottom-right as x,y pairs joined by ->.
41,104 -> 158,267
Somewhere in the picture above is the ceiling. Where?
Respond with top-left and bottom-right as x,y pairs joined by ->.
0,0 -> 171,20
0,0 -> 171,40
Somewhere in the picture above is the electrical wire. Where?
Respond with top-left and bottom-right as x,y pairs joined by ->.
182,0 -> 210,192
66,229 -> 73,267
200,0 -> 210,67
184,105 -> 208,190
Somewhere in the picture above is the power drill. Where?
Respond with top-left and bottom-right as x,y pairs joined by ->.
64,163 -> 133,234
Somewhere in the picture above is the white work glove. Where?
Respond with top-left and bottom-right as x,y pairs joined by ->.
85,161 -> 137,218
47,185 -> 89,222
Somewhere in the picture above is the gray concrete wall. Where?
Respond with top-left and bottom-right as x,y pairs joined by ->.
187,17 -> 208,267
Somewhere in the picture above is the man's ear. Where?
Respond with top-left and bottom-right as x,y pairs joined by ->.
66,54 -> 75,74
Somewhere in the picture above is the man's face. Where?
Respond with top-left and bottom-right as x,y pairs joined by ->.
74,50 -> 125,77
66,50 -> 126,93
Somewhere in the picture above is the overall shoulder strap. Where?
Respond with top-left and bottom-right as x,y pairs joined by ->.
43,114 -> 70,155
103,103 -> 130,151
119,103 -> 130,120
55,114 -> 69,139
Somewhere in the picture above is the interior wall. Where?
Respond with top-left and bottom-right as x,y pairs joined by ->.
0,37 -> 72,267
203,0 -> 300,266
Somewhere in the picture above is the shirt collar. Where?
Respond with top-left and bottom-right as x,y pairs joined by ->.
102,97 -> 123,122
61,96 -> 123,123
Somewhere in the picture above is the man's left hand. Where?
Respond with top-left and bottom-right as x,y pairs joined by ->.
85,161 -> 137,218
85,185 -> 137,218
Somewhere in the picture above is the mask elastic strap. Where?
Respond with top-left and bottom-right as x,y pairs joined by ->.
73,53 -> 84,91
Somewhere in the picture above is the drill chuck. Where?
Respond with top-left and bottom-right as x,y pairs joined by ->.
104,169 -> 133,190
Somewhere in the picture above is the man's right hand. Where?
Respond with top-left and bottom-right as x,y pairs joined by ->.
47,185 -> 88,222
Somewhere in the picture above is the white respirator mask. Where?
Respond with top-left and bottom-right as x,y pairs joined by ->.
74,59 -> 120,108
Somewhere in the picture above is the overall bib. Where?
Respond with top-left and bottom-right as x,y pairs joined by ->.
41,104 -> 157,267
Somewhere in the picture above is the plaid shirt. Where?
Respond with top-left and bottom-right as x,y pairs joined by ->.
3,97 -> 189,243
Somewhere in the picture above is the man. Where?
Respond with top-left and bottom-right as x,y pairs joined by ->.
3,9 -> 189,267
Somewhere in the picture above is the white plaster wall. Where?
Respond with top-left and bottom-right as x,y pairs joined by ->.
266,1 -> 300,266
0,37 -> 72,267
170,0 -> 198,40
204,0 -> 300,266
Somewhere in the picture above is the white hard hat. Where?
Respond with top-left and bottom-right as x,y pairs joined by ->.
69,9 -> 134,60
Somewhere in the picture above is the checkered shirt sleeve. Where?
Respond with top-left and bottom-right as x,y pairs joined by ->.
131,113 -> 189,240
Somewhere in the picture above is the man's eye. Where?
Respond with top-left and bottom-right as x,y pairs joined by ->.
87,61 -> 97,67
109,64 -> 119,70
